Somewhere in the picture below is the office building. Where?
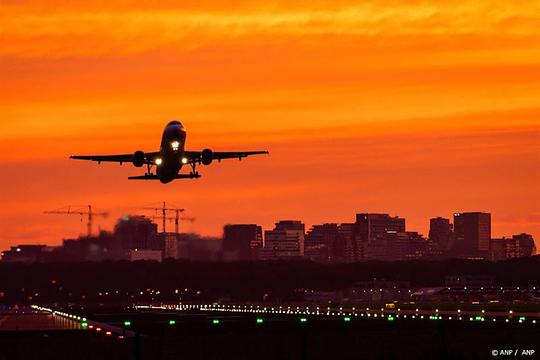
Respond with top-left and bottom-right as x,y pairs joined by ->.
261,220 -> 305,260
222,224 -> 263,261
429,217 -> 453,252
453,212 -> 491,258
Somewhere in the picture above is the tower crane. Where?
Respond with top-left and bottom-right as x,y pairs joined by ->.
44,205 -> 108,238
142,202 -> 194,234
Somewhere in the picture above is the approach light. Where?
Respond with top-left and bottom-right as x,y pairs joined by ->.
181,157 -> 188,164
155,158 -> 163,165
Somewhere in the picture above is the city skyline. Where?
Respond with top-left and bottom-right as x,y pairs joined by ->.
1,1 -> 539,247
2,206 -> 539,249
9,208 -> 539,265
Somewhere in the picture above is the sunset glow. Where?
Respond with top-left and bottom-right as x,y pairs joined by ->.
1,0 -> 539,246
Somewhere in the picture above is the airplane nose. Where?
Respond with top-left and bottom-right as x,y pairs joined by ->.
167,120 -> 185,130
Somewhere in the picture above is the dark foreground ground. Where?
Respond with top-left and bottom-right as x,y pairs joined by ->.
1,308 -> 538,360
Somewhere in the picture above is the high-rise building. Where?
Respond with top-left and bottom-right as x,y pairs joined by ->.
222,224 -> 263,261
261,220 -> 305,260
355,213 -> 406,241
489,233 -> 536,261
355,213 -> 406,261
114,216 -> 158,250
513,233 -> 536,257
365,231 -> 427,261
304,223 -> 351,263
453,212 -> 491,259
337,223 -> 356,262
429,217 -> 453,252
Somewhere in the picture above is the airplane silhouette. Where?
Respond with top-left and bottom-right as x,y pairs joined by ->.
70,121 -> 269,183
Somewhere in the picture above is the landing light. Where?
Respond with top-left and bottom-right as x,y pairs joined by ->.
155,158 -> 163,165
171,141 -> 180,151
181,157 -> 188,164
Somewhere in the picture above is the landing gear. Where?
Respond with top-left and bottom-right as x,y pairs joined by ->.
145,162 -> 155,176
189,162 -> 199,177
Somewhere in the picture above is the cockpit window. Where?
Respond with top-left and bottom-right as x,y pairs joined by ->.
167,120 -> 185,130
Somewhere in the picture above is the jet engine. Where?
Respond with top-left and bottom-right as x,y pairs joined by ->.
132,150 -> 145,167
201,148 -> 213,165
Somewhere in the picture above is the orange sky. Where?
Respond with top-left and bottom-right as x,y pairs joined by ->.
1,0 -> 539,248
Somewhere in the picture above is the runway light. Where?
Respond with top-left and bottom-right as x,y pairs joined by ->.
343,317 -> 351,322
168,320 -> 176,325
256,318 -> 264,324
387,315 -> 395,321
300,317 -> 308,323
124,321 -> 131,327
105,331 -> 112,336
81,322 -> 88,328
212,319 -> 220,325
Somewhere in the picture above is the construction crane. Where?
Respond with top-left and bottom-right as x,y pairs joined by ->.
142,202 -> 194,234
44,205 -> 108,238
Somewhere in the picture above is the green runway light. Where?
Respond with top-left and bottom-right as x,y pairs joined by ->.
168,320 -> 176,325
81,322 -> 88,328
475,316 -> 484,321
212,319 -> 220,325
300,317 -> 308,323
429,315 -> 438,320
123,321 -> 131,327
256,318 -> 264,324
519,316 -> 526,321
387,315 -> 395,321
343,317 -> 351,322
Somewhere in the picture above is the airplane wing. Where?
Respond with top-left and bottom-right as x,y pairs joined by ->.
184,150 -> 269,164
70,151 -> 161,164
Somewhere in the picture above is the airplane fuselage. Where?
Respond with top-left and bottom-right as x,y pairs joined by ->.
157,121 -> 187,183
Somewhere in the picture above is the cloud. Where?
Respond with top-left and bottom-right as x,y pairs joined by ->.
1,1 -> 539,57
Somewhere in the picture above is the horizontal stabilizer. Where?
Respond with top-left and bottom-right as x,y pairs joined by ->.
128,173 -> 201,180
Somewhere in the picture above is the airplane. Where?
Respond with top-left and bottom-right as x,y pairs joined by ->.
70,120 -> 269,183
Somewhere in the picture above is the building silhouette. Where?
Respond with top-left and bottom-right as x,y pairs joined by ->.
261,220 -> 305,260
222,224 -> 263,261
114,215 -> 158,250
356,213 -> 406,261
489,233 -> 536,261
429,217 -> 453,252
453,212 -> 491,259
